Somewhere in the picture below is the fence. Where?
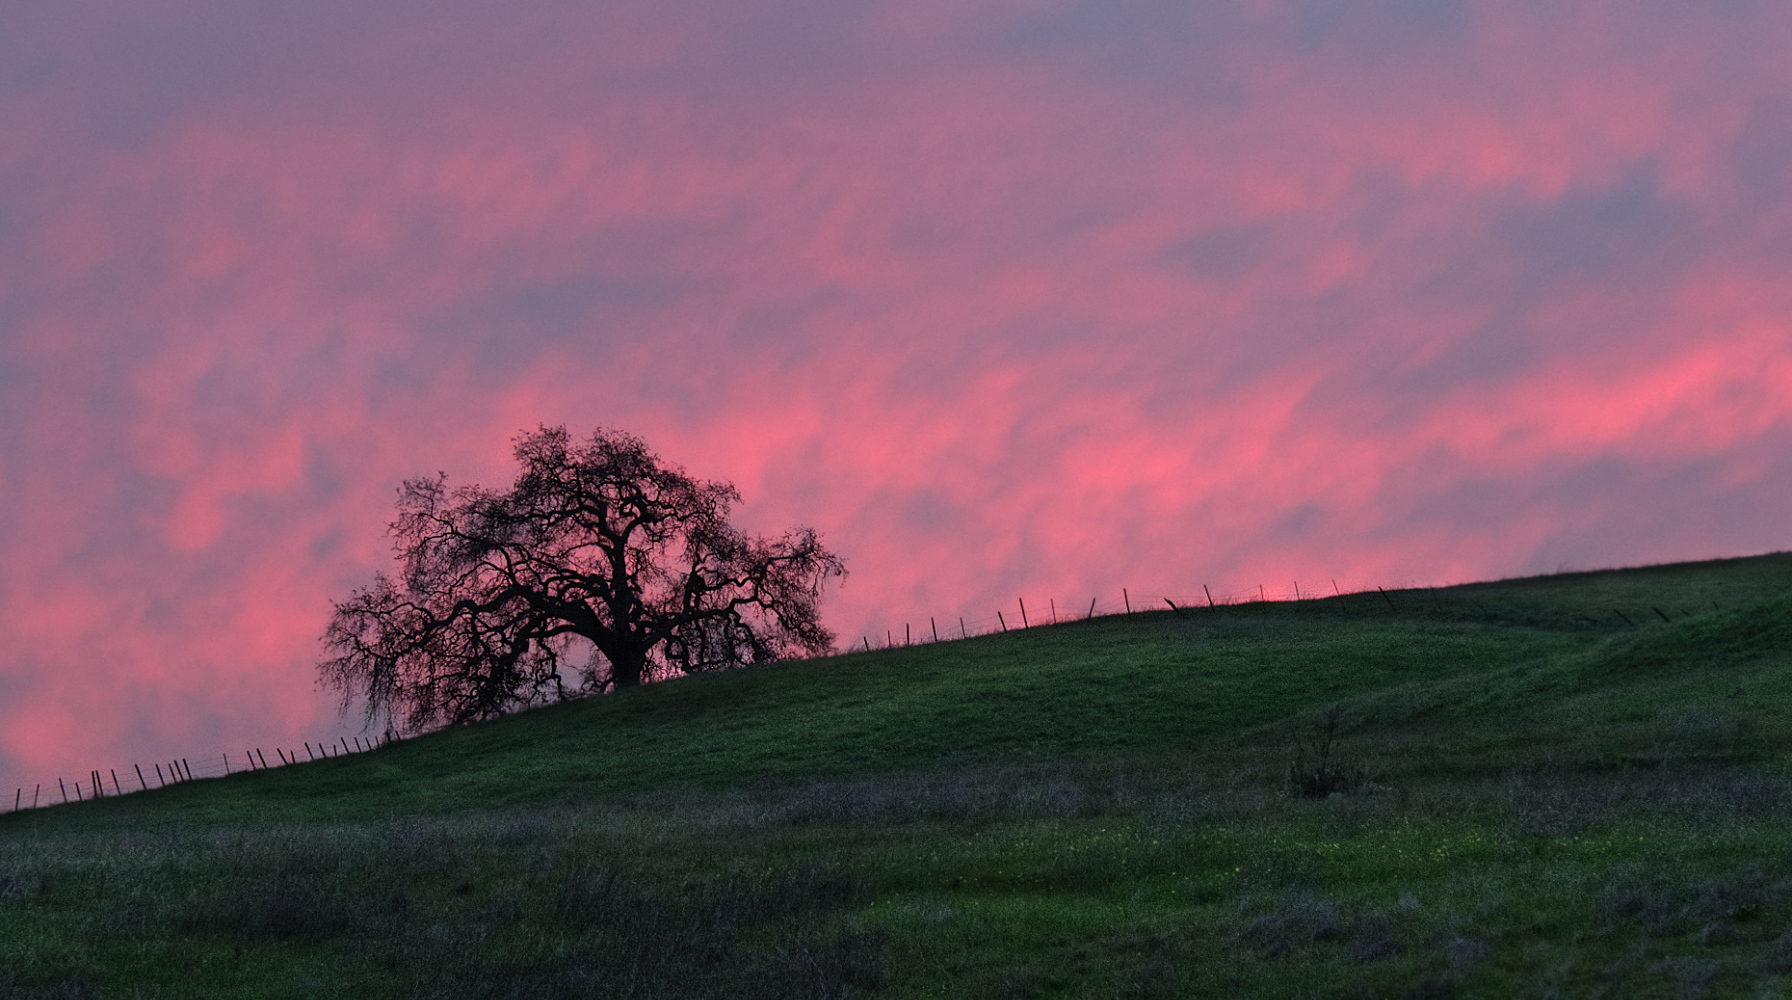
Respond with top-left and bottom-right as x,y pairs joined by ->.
845,581 -> 1383,651
839,579 -> 1719,652
8,577 -> 1719,814
7,734 -> 391,815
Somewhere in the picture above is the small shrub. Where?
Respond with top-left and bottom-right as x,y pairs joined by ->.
1288,706 -> 1355,798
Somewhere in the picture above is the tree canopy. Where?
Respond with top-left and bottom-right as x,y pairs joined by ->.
320,426 -> 845,731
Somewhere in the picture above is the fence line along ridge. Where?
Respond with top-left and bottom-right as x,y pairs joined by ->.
9,734 -> 393,815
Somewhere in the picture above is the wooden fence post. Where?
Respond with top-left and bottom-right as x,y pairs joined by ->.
1050,599 -> 1057,624
1204,584 -> 1215,608
931,618 -> 939,642
997,611 -> 1007,632
960,617 -> 967,638
1019,598 -> 1029,628
155,763 -> 166,787
1124,588 -> 1131,614
12,788 -> 18,812
257,749 -> 269,769
135,764 -> 146,790
111,769 -> 121,795
1378,587 -> 1395,610
905,624 -> 910,647
1294,581 -> 1302,600
1087,597 -> 1097,619
863,636 -> 870,652
1165,598 -> 1180,613
59,778 -> 68,804
305,743 -> 315,761
33,784 -> 40,808
223,753 -> 231,775
182,758 -> 192,781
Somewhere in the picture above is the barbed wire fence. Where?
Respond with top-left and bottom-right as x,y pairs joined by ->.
839,580 -> 1412,652
7,734 -> 390,815
833,577 -> 1724,655
7,577 -> 1718,815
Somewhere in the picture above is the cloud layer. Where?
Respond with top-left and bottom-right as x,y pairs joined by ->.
3,0 -> 1791,793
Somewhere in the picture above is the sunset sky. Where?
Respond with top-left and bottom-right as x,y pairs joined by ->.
4,1 -> 1791,796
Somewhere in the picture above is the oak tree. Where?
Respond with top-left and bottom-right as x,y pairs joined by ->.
321,426 -> 845,731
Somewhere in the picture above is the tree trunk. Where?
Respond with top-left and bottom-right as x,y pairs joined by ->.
609,646 -> 649,689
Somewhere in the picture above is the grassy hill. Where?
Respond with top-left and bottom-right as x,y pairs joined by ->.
6,553 -> 1792,997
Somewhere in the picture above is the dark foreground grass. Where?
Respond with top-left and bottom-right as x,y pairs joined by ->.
6,552 -> 1792,997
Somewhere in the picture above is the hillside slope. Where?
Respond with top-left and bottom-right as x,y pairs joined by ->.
6,552 -> 1792,998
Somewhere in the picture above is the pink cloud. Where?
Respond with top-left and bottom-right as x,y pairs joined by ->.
4,0 -> 1792,792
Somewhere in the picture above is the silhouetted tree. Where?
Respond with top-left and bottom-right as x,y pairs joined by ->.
321,425 -> 845,731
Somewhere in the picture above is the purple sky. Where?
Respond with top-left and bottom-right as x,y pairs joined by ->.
4,0 -> 1792,795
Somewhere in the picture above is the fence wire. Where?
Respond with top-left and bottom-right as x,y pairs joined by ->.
9,579 -> 1707,814
844,583 -> 1363,650
8,735 -> 387,814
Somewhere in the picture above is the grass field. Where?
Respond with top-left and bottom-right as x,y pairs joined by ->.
6,553 -> 1792,998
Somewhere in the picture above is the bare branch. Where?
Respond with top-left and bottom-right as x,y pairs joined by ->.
320,425 -> 845,732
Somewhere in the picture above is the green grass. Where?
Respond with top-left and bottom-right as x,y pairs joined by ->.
7,552 -> 1792,997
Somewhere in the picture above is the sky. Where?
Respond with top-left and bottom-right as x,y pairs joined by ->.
3,0 -> 1792,797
